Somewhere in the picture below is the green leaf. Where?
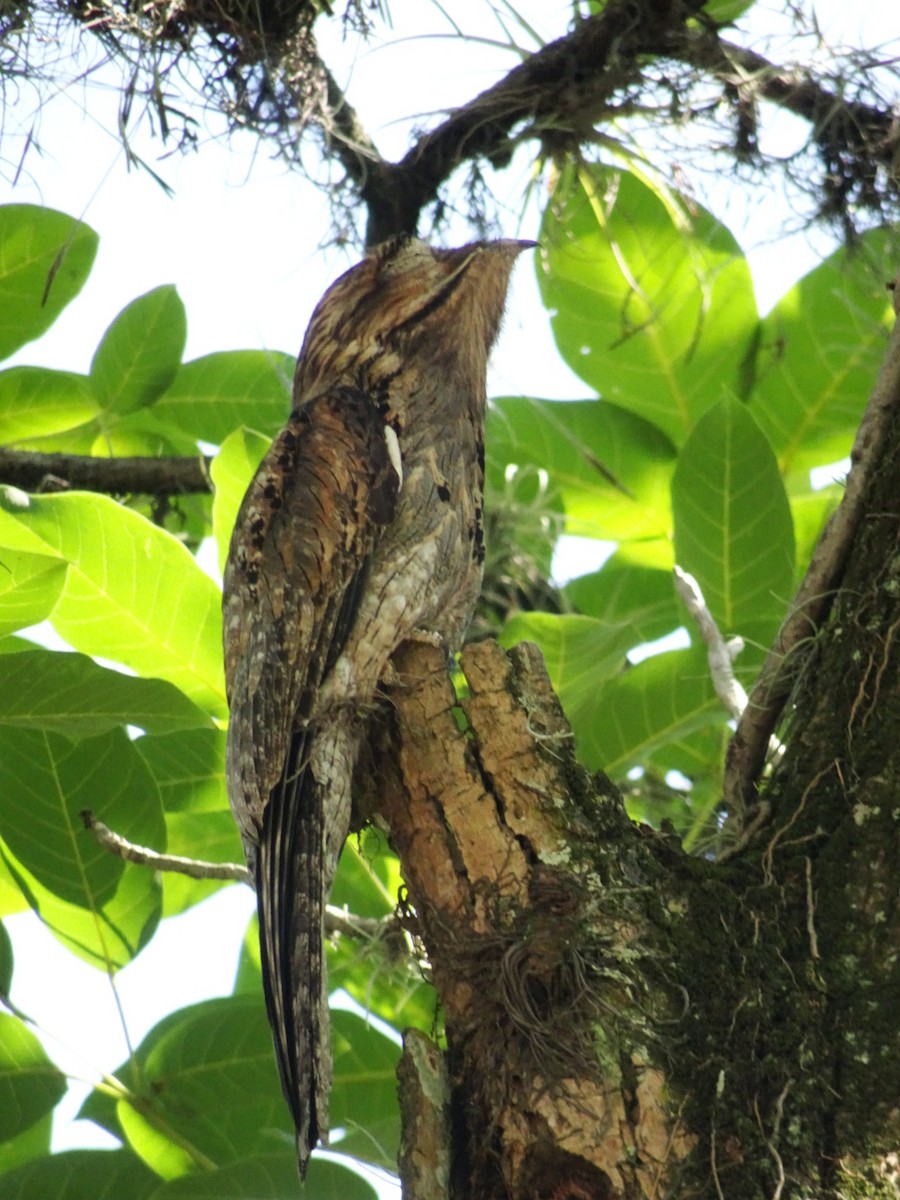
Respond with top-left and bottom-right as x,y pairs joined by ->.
154,351 -> 294,445
702,0 -> 754,23
0,551 -> 68,637
0,1148 -> 158,1200
5,851 -> 161,971
160,812 -> 243,916
108,995 -> 290,1173
500,612 -> 643,730
487,397 -> 676,542
0,205 -> 98,361
0,1012 -> 66,1142
538,165 -> 758,444
750,229 -> 894,475
565,554 -> 679,639
210,428 -> 270,576
150,1153 -> 379,1199
90,287 -> 187,416
0,649 -> 212,737
233,911 -> 262,997
672,397 -> 794,652
0,368 -> 99,443
329,835 -> 437,1037
0,489 -> 225,715
329,1009 -> 400,1169
0,1112 -> 52,1175
574,646 -> 726,776
0,856 -> 28,919
134,728 -> 226,814
0,725 -> 165,910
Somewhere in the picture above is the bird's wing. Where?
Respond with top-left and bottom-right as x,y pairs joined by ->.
223,386 -> 399,1171
223,385 -> 399,835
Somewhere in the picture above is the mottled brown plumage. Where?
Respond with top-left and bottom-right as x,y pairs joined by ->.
223,234 -> 532,1176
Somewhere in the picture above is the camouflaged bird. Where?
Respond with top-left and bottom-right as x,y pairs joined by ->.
222,235 -> 532,1176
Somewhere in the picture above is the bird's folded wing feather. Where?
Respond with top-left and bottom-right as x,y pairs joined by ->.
223,386 -> 399,1164
224,385 -> 399,829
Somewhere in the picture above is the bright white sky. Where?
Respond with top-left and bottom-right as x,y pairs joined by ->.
1,0 -> 896,1187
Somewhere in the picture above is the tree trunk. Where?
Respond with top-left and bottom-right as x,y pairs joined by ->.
368,385 -> 900,1198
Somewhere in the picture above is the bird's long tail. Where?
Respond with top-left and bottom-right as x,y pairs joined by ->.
255,715 -> 356,1177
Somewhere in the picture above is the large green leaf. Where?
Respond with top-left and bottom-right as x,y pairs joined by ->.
703,0 -> 754,22
672,397 -> 794,651
0,1012 -> 66,1142
90,998 -> 400,1179
150,1153 -> 379,1199
0,368 -> 98,443
0,1112 -> 52,1176
500,611 -> 644,725
0,725 -> 165,910
0,206 -> 98,361
749,229 -> 894,475
160,811 -> 243,916
0,489 -> 225,715
102,995 -> 290,1174
3,849 -> 161,971
134,728 -> 226,814
565,554 -> 680,638
0,551 -> 68,637
0,1149 -> 158,1200
90,287 -> 187,417
154,351 -> 294,445
574,646 -> 726,776
0,649 -> 212,737
329,836 -> 437,1038
210,427 -> 270,575
538,165 -> 758,444
487,397 -> 676,542
329,1009 -> 400,1169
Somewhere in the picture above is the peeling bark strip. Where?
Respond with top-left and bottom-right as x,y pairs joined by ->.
376,640 -> 695,1200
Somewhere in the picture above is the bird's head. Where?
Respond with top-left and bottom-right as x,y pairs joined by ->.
294,235 -> 535,402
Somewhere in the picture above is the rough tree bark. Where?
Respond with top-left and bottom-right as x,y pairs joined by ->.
361,318 -> 900,1198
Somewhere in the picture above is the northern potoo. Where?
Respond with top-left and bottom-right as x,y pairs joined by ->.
223,235 -> 532,1175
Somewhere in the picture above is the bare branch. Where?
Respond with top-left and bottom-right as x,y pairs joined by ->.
80,809 -> 400,943
724,280 -> 900,814
0,448 -> 212,496
81,809 -> 251,883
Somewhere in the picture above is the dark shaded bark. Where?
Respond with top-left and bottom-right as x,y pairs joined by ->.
0,447 -> 212,496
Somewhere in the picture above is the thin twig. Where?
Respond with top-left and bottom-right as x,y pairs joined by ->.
724,283 -> 900,814
81,810 -> 399,942
81,809 -> 251,883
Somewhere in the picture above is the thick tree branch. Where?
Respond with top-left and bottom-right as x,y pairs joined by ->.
374,639 -> 695,1198
0,448 -> 212,496
360,0 -> 712,242
328,2 -> 900,244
